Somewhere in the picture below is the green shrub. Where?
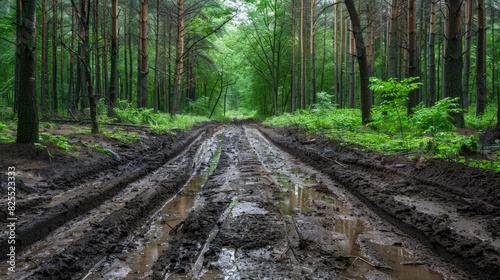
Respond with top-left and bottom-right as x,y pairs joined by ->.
410,97 -> 460,135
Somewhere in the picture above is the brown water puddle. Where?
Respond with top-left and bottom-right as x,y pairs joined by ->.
83,133 -> 224,279
83,175 -> 206,279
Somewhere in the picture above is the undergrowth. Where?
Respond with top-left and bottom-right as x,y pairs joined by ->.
264,82 -> 500,173
110,106 -> 208,135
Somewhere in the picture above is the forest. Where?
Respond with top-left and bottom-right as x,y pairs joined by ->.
2,1 -> 500,279
1,0 -> 500,170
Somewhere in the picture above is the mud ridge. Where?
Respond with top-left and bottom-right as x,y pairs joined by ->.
151,132 -> 234,279
256,124 -> 499,280
0,125 -> 214,262
25,129 -> 209,279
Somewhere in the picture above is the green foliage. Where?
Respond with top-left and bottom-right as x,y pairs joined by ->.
187,96 -> 211,116
208,133 -> 224,174
0,121 -> 15,143
422,132 -> 477,158
39,133 -> 78,152
265,92 -> 361,133
102,128 -> 140,144
369,77 -> 420,135
410,98 -> 460,135
465,104 -> 497,129
88,144 -> 112,156
264,77 -> 500,172
113,105 -> 207,135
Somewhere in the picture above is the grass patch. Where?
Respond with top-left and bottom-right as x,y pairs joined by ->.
112,107 -> 208,135
0,121 -> 15,143
208,133 -> 224,175
102,128 -> 140,144
264,90 -> 500,173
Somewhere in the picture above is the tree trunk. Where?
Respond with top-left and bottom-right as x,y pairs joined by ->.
428,0 -> 437,106
93,2 -> 101,107
101,0 -> 109,102
475,0 -> 487,116
68,6 -> 76,113
299,0 -> 306,110
291,0 -> 296,113
345,0 -> 371,125
172,0 -> 185,115
366,0 -> 375,79
52,0 -> 58,114
153,0 -> 161,113
443,0 -> 465,128
123,0 -> 130,102
320,12 -> 326,92
309,0 -> 315,106
14,0 -> 21,113
333,3 -> 339,105
388,0 -> 399,78
138,0 -> 149,108
41,0 -> 48,112
407,0 -> 419,115
74,0 -> 99,133
463,0 -> 473,109
349,22 -> 355,109
108,0 -> 118,113
16,0 -> 39,143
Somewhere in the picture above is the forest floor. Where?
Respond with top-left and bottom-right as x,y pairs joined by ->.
0,121 -> 499,279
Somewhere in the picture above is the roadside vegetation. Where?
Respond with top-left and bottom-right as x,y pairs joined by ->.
265,79 -> 500,173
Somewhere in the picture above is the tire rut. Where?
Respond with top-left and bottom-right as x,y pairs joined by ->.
256,124 -> 499,279
1,126 -> 219,279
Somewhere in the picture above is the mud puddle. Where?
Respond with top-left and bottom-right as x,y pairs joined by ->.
83,175 -> 207,280
246,127 -> 442,280
83,133 -> 224,279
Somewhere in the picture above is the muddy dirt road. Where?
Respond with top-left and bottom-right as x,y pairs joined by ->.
1,123 -> 499,279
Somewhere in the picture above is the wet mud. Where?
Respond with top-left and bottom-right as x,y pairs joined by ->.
1,122 -> 498,279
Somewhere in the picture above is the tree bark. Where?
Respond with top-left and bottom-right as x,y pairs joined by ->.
463,0 -> 473,109
309,0 -> 315,106
138,0 -> 149,108
41,0 -> 48,112
16,0 -> 39,143
291,0 -> 296,113
407,0 -> 419,115
108,0 -> 118,114
52,0 -> 58,114
428,0 -> 437,106
153,0 -> 161,113
172,0 -> 185,115
388,0 -> 399,79
344,0 -> 371,125
349,22 -> 355,109
475,0 -> 487,116
74,0 -> 99,133
443,0 -> 465,128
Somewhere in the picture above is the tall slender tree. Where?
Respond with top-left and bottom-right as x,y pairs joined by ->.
291,0 -> 296,113
443,0 -> 465,127
41,0 -> 48,112
476,0 -> 487,115
16,0 -> 39,143
463,0 -> 473,109
138,0 -> 149,108
407,0 -> 419,114
428,0 -> 438,106
108,0 -> 118,113
73,0 -> 99,133
172,0 -> 185,115
388,0 -> 399,79
344,0 -> 371,125
51,0 -> 58,114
